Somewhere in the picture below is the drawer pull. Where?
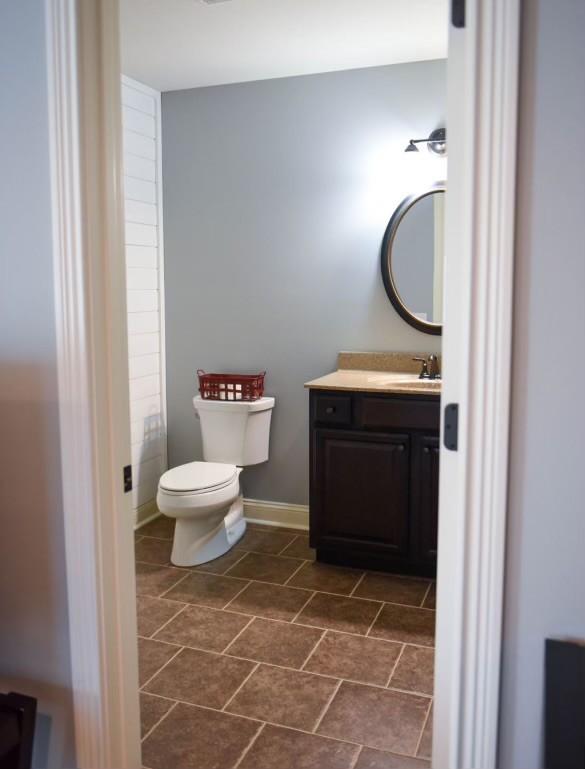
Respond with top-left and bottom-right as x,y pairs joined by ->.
325,406 -> 336,415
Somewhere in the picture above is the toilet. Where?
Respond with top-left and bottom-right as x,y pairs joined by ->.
157,395 -> 275,567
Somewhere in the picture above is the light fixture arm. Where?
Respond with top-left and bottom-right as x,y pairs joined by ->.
405,128 -> 447,156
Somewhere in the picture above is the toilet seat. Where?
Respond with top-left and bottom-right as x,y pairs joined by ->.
159,461 -> 237,495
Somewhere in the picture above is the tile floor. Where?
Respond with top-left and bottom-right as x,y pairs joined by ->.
135,519 -> 435,769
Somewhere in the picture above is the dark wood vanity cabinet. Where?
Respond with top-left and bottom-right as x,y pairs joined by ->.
309,390 -> 440,577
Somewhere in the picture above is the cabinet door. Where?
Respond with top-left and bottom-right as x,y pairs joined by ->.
312,429 -> 410,555
415,435 -> 440,563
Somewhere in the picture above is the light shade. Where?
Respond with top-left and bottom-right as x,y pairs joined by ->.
405,141 -> 419,153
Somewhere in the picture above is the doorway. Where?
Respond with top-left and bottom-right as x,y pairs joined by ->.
46,0 -> 521,766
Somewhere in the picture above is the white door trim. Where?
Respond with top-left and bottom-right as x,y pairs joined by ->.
46,1 -> 141,767
434,0 -> 520,767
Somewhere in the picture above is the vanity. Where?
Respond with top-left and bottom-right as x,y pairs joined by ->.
305,352 -> 441,577
304,176 -> 445,577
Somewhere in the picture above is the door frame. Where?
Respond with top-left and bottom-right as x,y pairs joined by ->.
46,0 -> 520,766
434,0 -> 520,766
46,0 -> 141,767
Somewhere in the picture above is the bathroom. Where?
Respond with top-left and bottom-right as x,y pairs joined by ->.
126,2 -> 446,767
5,0 -> 585,766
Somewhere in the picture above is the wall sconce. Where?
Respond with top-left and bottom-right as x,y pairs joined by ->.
405,128 -> 447,156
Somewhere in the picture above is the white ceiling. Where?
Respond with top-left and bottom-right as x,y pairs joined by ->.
120,0 -> 448,93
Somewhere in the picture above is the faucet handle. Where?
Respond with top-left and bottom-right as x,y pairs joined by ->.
427,354 -> 441,380
413,357 -> 430,379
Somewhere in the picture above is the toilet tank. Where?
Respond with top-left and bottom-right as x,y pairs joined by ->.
192,396 -> 275,466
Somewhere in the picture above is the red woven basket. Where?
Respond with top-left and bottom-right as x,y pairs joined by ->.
197,370 -> 266,401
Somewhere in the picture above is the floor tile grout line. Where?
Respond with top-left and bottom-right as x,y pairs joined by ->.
289,590 -> 317,624
367,632 -> 435,650
226,550 -> 309,571
140,699 -> 178,743
311,678 -> 343,734
135,533 -> 173,543
194,548 -> 250,577
148,602 -> 189,639
276,533 -> 301,556
414,695 -> 433,759
137,634 -> 181,647
137,592 -> 189,608
221,579 -> 254,611
233,721 -> 266,769
139,644 -> 184,692
282,558 -> 311,586
348,744 -> 364,769
221,662 -> 260,713
364,600 -> 386,637
348,571 -> 367,597
419,581 -> 434,609
299,629 -> 327,672
387,683 -> 434,699
385,643 -> 406,688
156,570 -> 192,599
221,615 -> 256,655
294,586 -> 382,604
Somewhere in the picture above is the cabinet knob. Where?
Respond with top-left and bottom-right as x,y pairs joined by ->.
397,444 -> 405,452
423,447 -> 430,454
325,406 -> 336,415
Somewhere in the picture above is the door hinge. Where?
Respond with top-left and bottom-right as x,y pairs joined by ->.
123,464 -> 132,493
444,404 -> 459,451
452,0 -> 465,28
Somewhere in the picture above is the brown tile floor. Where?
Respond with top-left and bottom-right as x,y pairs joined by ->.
135,521 -> 435,769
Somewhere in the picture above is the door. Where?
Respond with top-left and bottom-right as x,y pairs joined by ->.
312,429 -> 410,554
414,434 -> 440,565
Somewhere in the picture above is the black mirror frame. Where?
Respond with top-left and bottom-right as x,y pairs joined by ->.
380,182 -> 446,336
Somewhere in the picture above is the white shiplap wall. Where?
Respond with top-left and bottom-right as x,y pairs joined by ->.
122,76 -> 166,522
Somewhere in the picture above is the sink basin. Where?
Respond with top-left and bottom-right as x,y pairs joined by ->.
365,373 -> 441,390
305,369 -> 441,395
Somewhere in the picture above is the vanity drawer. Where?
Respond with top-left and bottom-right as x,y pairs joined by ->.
312,393 -> 352,426
359,396 -> 439,431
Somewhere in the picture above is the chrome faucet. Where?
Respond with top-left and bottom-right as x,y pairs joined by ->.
413,355 -> 441,380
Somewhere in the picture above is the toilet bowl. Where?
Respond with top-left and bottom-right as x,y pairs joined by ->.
157,395 -> 275,567
157,461 -> 244,566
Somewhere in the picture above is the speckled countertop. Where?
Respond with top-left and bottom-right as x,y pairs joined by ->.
304,351 -> 442,396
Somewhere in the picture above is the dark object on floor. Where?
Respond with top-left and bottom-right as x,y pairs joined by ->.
0,692 -> 37,769
545,637 -> 585,769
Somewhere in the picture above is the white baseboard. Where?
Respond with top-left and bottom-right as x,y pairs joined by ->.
134,500 -> 159,529
244,498 -> 309,531
134,497 -> 310,532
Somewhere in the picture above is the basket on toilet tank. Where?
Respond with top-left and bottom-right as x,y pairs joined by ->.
197,369 -> 266,401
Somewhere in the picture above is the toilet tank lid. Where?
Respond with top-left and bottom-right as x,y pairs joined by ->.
159,461 -> 237,493
193,395 -> 275,413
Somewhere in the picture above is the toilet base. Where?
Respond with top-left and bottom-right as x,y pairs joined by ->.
170,495 -> 246,567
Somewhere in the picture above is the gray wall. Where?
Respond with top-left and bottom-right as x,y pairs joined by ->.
498,0 -> 585,766
0,1 -> 76,766
162,61 -> 446,504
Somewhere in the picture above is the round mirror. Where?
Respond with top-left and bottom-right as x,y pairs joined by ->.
381,183 -> 445,335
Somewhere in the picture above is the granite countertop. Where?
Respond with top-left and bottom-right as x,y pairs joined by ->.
304,351 -> 442,396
